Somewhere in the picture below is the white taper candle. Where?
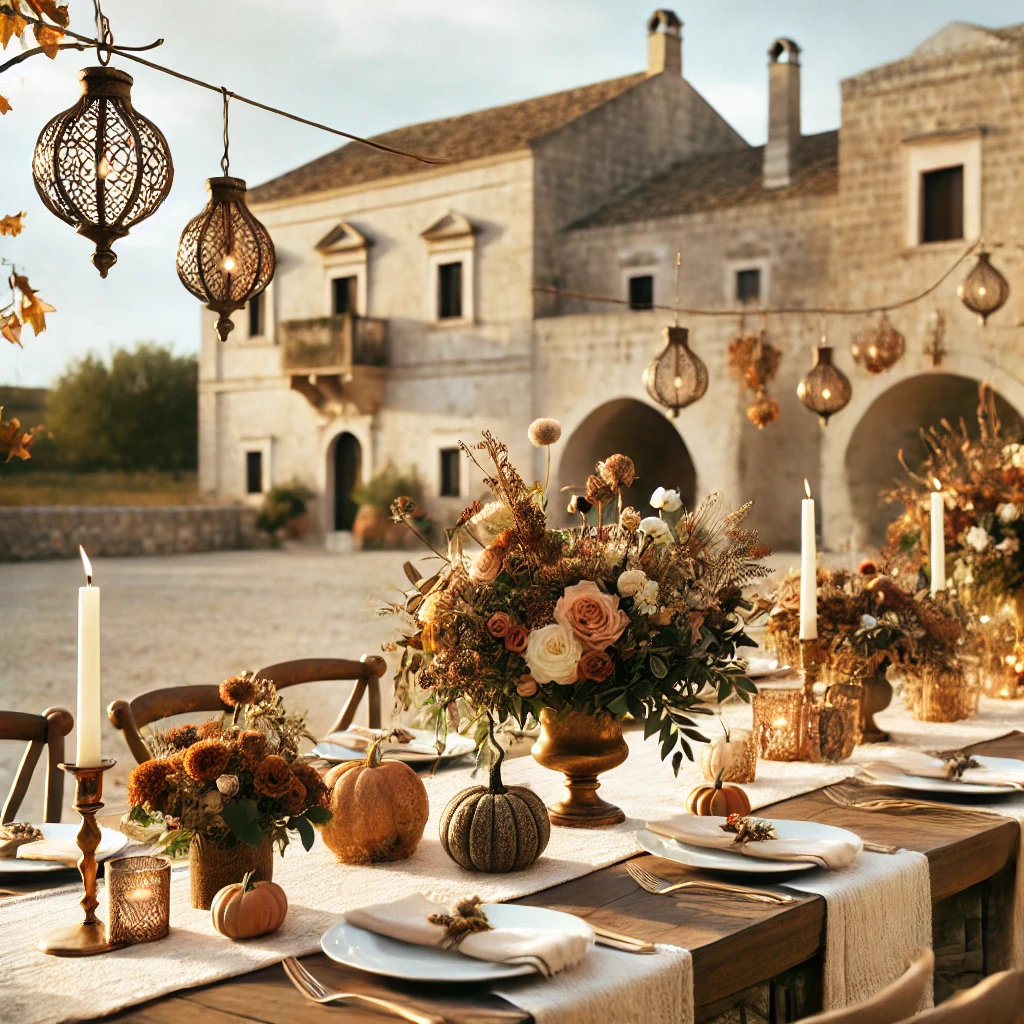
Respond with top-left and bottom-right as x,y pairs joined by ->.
930,482 -> 946,596
76,546 -> 102,767
800,480 -> 818,640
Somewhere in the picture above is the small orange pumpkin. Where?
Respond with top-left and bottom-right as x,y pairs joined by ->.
319,735 -> 429,864
211,872 -> 288,939
684,771 -> 752,817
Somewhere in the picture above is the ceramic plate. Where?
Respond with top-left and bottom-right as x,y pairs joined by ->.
636,818 -> 862,875
0,823 -> 129,875
321,903 -> 593,982
859,756 -> 1022,796
313,728 -> 476,765
741,657 -> 793,680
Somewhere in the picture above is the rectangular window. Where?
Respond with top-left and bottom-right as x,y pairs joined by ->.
438,262 -> 463,320
245,451 -> 263,495
331,276 -> 356,316
736,268 -> 761,304
921,166 -> 964,243
628,274 -> 654,310
439,447 -> 461,497
247,292 -> 264,337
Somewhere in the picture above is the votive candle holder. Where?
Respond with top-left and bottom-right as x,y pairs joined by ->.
106,855 -> 170,946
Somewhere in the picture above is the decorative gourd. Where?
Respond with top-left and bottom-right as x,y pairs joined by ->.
701,724 -> 756,784
319,734 -> 429,864
685,771 -> 752,817
210,872 -> 288,939
440,718 -> 550,873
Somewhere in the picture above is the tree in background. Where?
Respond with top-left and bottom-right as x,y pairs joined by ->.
46,343 -> 197,472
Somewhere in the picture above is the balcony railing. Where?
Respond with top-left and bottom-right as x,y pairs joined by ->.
279,314 -> 387,373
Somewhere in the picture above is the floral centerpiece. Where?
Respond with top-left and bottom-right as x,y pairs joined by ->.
125,672 -> 331,908
380,424 -> 771,826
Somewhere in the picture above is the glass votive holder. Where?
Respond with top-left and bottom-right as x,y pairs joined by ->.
107,855 -> 170,946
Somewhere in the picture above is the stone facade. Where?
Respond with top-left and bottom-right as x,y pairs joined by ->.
198,15 -> 1024,553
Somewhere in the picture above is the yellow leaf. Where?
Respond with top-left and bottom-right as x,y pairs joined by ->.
20,292 -> 55,334
32,20 -> 61,58
0,211 -> 25,236
1,313 -> 22,347
27,0 -> 68,27
0,93 -> 11,115
0,408 -> 41,463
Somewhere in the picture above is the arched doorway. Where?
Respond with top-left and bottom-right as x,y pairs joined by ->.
845,374 -> 1023,547
330,432 -> 362,531
557,399 -> 696,522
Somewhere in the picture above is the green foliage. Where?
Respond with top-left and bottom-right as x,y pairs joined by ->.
257,479 -> 315,535
45,343 -> 197,472
352,461 -> 423,511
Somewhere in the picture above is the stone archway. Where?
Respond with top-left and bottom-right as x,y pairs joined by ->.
329,431 -> 362,531
844,373 -> 1023,548
556,398 -> 696,522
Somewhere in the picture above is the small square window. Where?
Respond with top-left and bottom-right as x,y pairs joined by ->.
736,268 -> 761,304
439,447 -> 461,497
628,275 -> 654,310
438,262 -> 463,320
245,451 -> 263,495
248,292 -> 265,337
921,166 -> 964,243
332,276 -> 356,316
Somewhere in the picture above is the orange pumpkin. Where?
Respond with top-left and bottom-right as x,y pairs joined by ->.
319,736 -> 429,864
210,873 -> 288,939
684,771 -> 752,817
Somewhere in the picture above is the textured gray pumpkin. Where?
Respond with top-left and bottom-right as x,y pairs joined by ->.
439,734 -> 550,873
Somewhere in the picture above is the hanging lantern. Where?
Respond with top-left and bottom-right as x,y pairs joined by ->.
957,251 -> 1009,326
797,344 -> 851,426
176,176 -> 275,342
643,326 -> 708,417
851,312 -> 905,374
32,67 -> 173,278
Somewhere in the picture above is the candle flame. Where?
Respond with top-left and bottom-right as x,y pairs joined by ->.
97,154 -> 111,180
79,545 -> 93,586
804,479 -> 812,499
932,478 -> 942,491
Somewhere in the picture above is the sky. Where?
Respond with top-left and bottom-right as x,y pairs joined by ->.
1,0 -> 1022,387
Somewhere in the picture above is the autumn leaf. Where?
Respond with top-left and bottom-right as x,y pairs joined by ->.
0,11 -> 25,49
0,211 -> 25,236
32,20 -> 62,58
2,313 -> 22,347
0,93 -> 11,115
26,0 -> 68,27
0,407 -> 42,463
11,274 -> 56,334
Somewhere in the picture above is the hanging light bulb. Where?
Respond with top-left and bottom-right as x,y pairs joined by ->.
643,326 -> 709,417
958,251 -> 1009,325
797,342 -> 852,426
851,312 -> 905,374
32,68 -> 173,277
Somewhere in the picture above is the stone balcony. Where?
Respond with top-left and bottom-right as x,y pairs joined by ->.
280,314 -> 388,416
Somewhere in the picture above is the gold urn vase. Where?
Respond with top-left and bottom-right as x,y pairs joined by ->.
531,708 -> 628,827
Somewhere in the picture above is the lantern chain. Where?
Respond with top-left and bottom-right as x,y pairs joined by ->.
221,87 -> 231,176
91,0 -> 113,66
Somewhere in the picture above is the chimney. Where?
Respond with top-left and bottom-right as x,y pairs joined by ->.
763,38 -> 801,189
647,9 -> 682,76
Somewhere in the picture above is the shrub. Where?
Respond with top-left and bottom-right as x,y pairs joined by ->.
351,462 -> 423,512
257,480 -> 315,535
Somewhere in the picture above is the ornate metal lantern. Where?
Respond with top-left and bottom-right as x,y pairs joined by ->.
32,67 -> 173,278
957,251 -> 1009,326
643,325 -> 708,417
175,176 -> 275,342
851,312 -> 905,374
797,344 -> 851,425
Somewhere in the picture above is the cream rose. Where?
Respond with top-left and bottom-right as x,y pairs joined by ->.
525,623 -> 582,686
650,487 -> 682,512
636,580 -> 660,616
617,569 -> 648,598
639,516 -> 674,546
470,544 -> 504,583
554,579 -> 630,651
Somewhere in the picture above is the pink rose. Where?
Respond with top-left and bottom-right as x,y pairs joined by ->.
470,545 -> 504,584
504,624 -> 528,653
553,580 -> 629,651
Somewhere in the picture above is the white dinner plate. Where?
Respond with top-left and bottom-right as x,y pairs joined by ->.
741,657 -> 793,680
859,756 -> 1022,796
0,823 -> 129,876
313,728 -> 476,765
321,903 -> 593,982
636,818 -> 862,875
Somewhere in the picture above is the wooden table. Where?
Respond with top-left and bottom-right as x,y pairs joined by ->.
7,733 -> 1023,1024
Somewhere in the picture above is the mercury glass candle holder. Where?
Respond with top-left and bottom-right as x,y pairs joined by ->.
106,856 -> 171,946
902,666 -> 980,723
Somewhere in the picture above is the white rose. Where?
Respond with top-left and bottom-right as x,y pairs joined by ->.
636,580 -> 661,616
617,569 -> 648,598
966,526 -> 991,553
999,503 -> 1020,524
524,623 -> 582,686
216,774 -> 239,798
200,790 -> 224,815
649,487 -> 682,512
997,536 -> 1020,556
639,517 -> 674,546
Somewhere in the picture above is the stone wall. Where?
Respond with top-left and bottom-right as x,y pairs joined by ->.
0,505 -> 268,562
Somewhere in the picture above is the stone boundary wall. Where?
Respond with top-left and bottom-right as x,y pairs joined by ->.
0,505 -> 270,561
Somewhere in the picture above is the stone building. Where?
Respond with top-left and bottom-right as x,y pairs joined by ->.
198,13 -> 1024,552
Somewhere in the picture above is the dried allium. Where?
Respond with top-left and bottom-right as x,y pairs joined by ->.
528,418 -> 562,447
253,754 -> 293,798
585,475 -> 614,505
619,507 -> 641,532
598,454 -> 636,492
183,739 -> 231,783
390,495 -> 419,522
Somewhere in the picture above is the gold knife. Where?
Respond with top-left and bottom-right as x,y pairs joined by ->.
592,926 -> 656,953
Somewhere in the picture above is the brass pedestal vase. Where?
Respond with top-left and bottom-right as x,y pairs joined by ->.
531,709 -> 628,828
189,833 -> 273,910
858,667 -> 893,743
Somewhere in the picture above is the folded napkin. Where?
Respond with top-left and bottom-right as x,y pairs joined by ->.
646,815 -> 862,870
863,748 -> 1024,788
327,727 -> 430,754
16,840 -> 79,866
345,893 -> 594,977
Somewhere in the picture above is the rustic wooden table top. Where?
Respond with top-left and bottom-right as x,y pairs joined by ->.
6,732 -> 1022,1024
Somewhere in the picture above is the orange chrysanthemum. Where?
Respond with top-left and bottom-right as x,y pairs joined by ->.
197,718 -> 226,740
219,673 -> 258,708
126,759 -> 176,809
237,729 -> 268,769
164,724 -> 200,750
182,739 -> 231,783
253,754 -> 292,798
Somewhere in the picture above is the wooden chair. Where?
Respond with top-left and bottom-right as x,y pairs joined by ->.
796,948 -> 934,1023
906,969 -> 1024,1023
1,707 -> 74,824
108,656 -> 386,765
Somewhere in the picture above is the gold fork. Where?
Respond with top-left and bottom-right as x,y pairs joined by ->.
626,859 -> 797,905
282,957 -> 445,1024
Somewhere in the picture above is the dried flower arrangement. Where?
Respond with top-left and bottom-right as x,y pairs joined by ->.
380,424 -> 772,772
125,673 -> 331,857
727,328 -> 782,429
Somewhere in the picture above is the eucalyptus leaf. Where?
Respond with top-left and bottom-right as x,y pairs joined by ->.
221,798 -> 262,849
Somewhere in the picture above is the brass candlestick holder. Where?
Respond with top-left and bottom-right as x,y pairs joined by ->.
39,758 -> 127,956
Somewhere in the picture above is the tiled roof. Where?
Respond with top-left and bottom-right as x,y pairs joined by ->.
573,130 -> 839,229
249,73 -> 647,205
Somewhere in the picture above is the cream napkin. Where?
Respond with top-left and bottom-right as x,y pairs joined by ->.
646,815 -> 862,870
326,728 -> 435,755
344,893 -> 594,977
862,749 -> 1024,788
15,840 -> 79,866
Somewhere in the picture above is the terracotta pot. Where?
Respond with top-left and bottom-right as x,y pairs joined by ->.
189,834 -> 273,910
531,709 -> 628,828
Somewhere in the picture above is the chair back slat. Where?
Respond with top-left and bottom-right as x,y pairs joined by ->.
0,707 -> 74,824
908,969 -> 1024,1023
